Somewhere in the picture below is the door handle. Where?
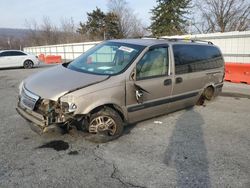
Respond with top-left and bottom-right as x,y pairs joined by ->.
164,79 -> 172,86
175,77 -> 183,84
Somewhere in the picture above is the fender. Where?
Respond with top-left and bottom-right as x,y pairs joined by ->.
76,100 -> 127,120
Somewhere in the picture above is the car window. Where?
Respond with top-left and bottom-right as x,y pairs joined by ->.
0,51 -> 26,57
136,47 -> 169,80
173,44 -> 224,74
0,52 -> 11,57
12,51 -> 26,56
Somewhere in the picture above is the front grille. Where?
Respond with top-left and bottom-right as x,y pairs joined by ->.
20,87 -> 40,110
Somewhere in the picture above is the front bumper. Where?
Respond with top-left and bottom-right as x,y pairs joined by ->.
16,104 -> 58,134
17,104 -> 47,127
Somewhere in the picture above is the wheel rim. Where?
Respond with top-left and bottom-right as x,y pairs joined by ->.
24,61 -> 32,68
89,116 -> 117,136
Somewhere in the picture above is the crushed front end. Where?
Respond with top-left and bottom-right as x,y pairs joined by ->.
16,85 -> 75,134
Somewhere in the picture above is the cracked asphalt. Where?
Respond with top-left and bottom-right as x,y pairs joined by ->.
0,66 -> 250,188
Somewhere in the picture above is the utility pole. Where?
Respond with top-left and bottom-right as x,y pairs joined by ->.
7,37 -> 11,49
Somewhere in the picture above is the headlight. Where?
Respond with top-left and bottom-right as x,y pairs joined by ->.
19,81 -> 24,95
60,95 -> 77,112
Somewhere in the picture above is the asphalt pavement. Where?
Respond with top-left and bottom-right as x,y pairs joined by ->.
0,66 -> 249,188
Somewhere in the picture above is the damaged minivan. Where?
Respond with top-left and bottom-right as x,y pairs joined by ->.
17,38 -> 224,142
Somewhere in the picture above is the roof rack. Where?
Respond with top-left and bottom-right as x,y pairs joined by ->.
159,37 -> 214,45
140,36 -> 160,39
140,36 -> 213,45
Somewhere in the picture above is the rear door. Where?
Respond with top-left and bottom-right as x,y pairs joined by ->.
126,45 -> 174,123
170,44 -> 211,111
11,51 -> 27,66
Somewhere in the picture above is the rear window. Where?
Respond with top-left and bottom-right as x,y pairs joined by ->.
173,44 -> 224,74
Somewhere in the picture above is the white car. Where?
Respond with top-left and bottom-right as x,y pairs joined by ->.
0,50 -> 39,69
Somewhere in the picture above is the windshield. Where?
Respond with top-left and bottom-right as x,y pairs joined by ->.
68,41 -> 145,75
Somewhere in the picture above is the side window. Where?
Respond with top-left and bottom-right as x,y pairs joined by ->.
173,44 -> 223,75
136,47 -> 168,80
0,52 -> 11,57
1,51 -> 20,57
0,51 -> 26,57
6,51 -> 15,56
12,51 -> 26,56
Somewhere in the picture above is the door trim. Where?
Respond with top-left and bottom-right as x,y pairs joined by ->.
127,91 -> 199,112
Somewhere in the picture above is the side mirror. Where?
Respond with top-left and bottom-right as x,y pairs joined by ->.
130,67 -> 136,81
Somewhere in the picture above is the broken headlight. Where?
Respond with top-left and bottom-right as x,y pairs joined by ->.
60,95 -> 77,113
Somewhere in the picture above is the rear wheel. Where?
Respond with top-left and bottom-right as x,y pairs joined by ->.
203,86 -> 214,100
197,86 -> 215,105
87,107 -> 124,142
23,60 -> 33,69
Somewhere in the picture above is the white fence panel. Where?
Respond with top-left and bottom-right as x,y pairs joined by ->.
24,41 -> 101,62
24,31 -> 250,64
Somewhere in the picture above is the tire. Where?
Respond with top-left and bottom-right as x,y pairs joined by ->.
87,107 -> 124,143
203,86 -> 214,100
23,60 -> 34,69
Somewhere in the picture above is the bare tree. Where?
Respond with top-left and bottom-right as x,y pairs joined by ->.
25,19 -> 43,46
107,0 -> 146,37
195,0 -> 250,33
0,36 -> 21,50
25,17 -> 59,46
25,17 -> 84,47
60,17 -> 83,43
40,16 -> 60,45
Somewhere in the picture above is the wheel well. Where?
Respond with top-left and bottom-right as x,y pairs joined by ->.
24,59 -> 34,64
89,104 -> 125,122
204,85 -> 215,94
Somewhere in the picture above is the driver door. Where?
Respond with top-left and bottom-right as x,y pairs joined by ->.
126,45 -> 173,123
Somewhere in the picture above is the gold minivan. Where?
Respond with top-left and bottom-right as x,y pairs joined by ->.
17,39 -> 224,141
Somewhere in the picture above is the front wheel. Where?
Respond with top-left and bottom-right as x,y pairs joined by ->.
87,107 -> 124,142
23,60 -> 34,69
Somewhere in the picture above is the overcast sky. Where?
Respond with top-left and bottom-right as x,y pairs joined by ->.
0,0 -> 156,29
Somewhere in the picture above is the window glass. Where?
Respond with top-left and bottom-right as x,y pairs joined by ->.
0,52 -> 11,57
68,42 -> 144,75
173,44 -> 223,74
136,47 -> 168,80
12,51 -> 26,56
0,51 -> 25,57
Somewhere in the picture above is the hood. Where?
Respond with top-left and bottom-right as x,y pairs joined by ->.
25,65 -> 109,100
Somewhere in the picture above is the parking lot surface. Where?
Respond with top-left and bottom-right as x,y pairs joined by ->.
0,66 -> 250,188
